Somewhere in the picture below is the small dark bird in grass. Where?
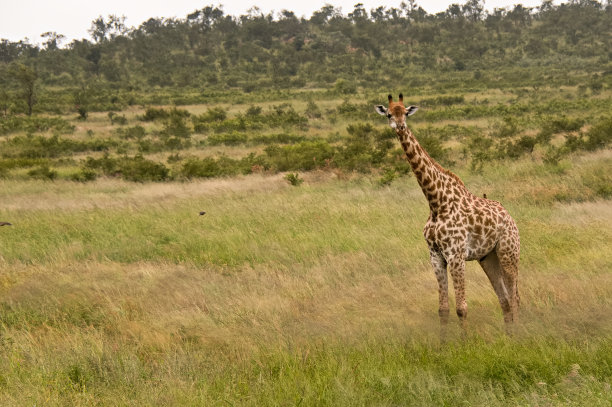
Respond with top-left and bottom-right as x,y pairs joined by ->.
0,222 -> 12,226
199,211 -> 206,216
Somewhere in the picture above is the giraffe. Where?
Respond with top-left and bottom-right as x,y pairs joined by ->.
375,94 -> 520,329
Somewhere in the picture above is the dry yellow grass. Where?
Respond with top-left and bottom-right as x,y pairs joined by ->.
1,152 -> 611,405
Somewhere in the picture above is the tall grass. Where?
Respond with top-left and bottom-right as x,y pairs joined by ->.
1,151 -> 611,404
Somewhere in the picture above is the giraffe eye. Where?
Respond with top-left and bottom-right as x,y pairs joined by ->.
387,113 -> 392,118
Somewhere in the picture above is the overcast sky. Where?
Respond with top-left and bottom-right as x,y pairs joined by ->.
2,0 -> 552,45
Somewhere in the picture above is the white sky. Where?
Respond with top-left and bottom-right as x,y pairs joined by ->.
1,0 -> 552,45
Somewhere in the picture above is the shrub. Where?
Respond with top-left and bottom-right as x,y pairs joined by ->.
264,141 -> 335,172
333,79 -> 357,95
27,165 -> 57,180
336,99 -> 359,116
77,106 -> 88,120
583,117 -> 612,151
491,117 -> 519,139
140,107 -> 169,121
467,135 -> 495,172
582,167 -> 612,199
417,133 -> 453,166
346,123 -> 375,140
418,95 -> 465,107
180,157 -> 241,179
539,115 -> 585,141
163,137 -> 192,150
284,172 -> 304,186
196,107 -> 227,123
84,154 -> 118,175
115,125 -> 146,140
207,132 -> 248,146
119,155 -> 169,182
542,146 -> 568,166
0,115 -> 74,135
305,100 -> 322,119
84,154 -> 169,182
268,104 -> 308,130
108,112 -> 128,125
162,113 -> 191,139
167,153 -> 182,163
250,133 -> 306,145
378,168 -> 398,186
1,135 -> 116,158
70,168 -> 98,182
246,105 -> 262,117
503,135 -> 537,159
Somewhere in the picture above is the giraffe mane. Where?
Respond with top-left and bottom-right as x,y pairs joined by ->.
409,129 -> 467,189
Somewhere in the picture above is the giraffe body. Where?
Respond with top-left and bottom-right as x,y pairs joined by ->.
376,94 -> 520,327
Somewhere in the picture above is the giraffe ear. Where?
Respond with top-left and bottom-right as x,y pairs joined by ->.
405,106 -> 418,116
375,105 -> 388,116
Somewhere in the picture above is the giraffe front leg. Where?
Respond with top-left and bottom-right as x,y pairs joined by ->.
429,249 -> 449,336
447,256 -> 468,327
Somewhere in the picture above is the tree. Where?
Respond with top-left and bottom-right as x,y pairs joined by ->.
41,32 -> 65,50
88,15 -> 127,43
462,0 -> 484,21
10,63 -> 38,115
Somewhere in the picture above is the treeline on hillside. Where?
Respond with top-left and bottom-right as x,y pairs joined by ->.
0,0 -> 610,113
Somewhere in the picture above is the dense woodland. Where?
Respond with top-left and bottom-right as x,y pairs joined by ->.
1,0 -> 611,103
0,0 -> 610,184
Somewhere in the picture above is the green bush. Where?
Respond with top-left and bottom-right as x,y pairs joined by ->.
418,95 -> 465,107
108,112 -> 128,125
194,107 -> 227,124
0,115 -> 75,135
27,165 -> 57,180
491,117 -> 519,139
538,115 -> 586,143
466,135 -> 495,172
284,172 -> 304,186
250,133 -> 306,145
305,101 -> 322,119
503,135 -> 537,159
378,168 -> 398,186
115,125 -> 146,140
119,155 -> 169,182
84,154 -> 169,182
267,104 -> 308,130
333,79 -> 357,95
417,133 -> 453,166
162,112 -> 192,139
207,132 -> 248,146
582,166 -> 612,199
140,107 -> 170,121
70,168 -> 98,182
264,141 -> 334,172
246,105 -> 262,117
180,157 -> 242,179
1,135 -> 116,158
583,117 -> 612,151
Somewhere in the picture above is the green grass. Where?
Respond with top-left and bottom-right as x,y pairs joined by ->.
1,150 -> 611,405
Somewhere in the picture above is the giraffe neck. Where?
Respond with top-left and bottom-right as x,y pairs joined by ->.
397,128 -> 466,215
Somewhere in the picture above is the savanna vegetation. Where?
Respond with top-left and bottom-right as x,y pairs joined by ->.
0,0 -> 611,405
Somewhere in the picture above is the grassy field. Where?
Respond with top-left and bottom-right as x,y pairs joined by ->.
1,146 -> 611,404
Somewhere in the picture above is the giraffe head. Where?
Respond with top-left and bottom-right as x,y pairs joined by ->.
375,94 -> 418,131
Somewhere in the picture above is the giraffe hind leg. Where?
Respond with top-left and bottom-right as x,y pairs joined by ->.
497,252 -> 519,323
479,251 -> 514,324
